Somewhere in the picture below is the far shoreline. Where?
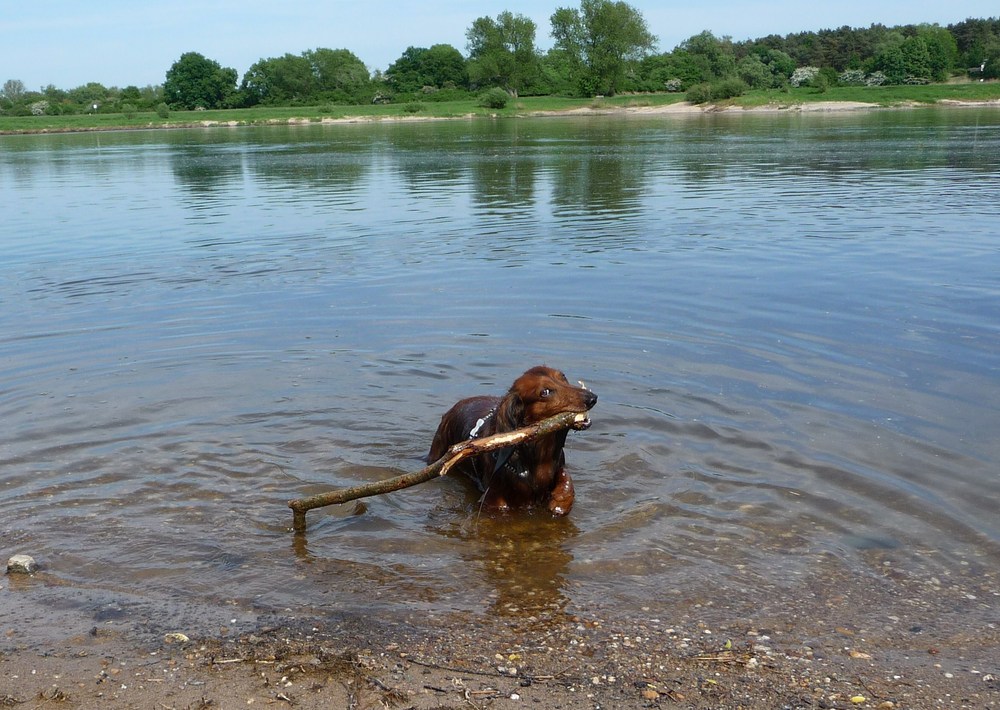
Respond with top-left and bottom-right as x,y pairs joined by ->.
2,97 -> 999,136
524,97 -> 993,116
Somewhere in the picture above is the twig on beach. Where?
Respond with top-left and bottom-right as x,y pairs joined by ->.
287,411 -> 591,532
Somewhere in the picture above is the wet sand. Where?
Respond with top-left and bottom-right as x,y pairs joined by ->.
4,557 -> 998,709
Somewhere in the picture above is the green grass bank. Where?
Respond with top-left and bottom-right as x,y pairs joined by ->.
2,84 -> 998,134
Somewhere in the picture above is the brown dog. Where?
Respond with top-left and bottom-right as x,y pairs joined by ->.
427,366 -> 597,515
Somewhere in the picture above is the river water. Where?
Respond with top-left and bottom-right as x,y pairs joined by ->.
2,109 -> 999,642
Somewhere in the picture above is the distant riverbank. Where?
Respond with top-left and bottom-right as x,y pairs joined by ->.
535,97 -> 1000,117
2,85 -> 999,135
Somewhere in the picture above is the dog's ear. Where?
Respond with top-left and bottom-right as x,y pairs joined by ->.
495,391 -> 524,433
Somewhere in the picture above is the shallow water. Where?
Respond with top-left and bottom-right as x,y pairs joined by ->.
2,109 -> 999,638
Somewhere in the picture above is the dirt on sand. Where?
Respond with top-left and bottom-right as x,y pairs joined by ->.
3,559 -> 998,710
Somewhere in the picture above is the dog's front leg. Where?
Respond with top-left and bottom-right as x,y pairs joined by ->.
547,468 -> 575,516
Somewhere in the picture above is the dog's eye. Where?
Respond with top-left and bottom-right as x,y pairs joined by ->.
540,388 -> 552,398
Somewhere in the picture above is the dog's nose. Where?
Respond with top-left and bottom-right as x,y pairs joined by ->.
584,391 -> 598,409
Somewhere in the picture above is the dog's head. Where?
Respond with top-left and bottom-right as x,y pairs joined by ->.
496,365 -> 598,431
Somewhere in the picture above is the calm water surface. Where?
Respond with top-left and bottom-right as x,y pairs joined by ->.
2,110 -> 999,639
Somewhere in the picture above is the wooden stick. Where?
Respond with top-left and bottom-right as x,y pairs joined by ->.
288,410 -> 591,532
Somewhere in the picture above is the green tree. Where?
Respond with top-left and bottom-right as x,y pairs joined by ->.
981,39 -> 1000,78
41,84 -> 68,111
304,48 -> 371,103
550,0 -> 657,96
869,32 -> 907,83
537,47 -> 579,94
948,17 -> 1000,70
423,44 -> 469,89
2,79 -> 26,102
240,49 -> 371,106
120,85 -> 144,108
677,31 -> 736,82
164,52 -> 237,109
387,47 -> 430,93
917,24 -> 958,80
467,11 -> 538,97
240,58 -> 275,105
67,82 -> 110,110
140,85 -> 165,107
736,54 -> 771,89
240,54 -> 312,105
656,48 -> 712,88
387,44 -> 468,94
644,31 -> 741,91
758,47 -> 796,84
900,35 -> 932,80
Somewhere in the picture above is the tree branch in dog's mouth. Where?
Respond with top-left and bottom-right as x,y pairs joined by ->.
288,410 -> 595,532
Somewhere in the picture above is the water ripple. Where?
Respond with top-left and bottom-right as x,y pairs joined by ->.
1,113 -> 999,629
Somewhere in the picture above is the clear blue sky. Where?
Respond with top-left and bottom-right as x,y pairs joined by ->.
2,1 -> 995,90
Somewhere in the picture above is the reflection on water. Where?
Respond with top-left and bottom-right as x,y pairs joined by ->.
1,110 -> 999,639
434,513 -> 578,619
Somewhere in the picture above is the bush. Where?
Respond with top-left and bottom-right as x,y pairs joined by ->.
818,67 -> 839,90
155,102 -> 169,118
423,87 -> 472,102
839,69 -> 867,86
712,78 -> 748,100
737,55 -> 773,90
685,79 -> 747,104
790,66 -> 820,88
664,78 -> 683,92
685,83 -> 714,104
403,102 -> 425,113
865,71 -> 887,87
121,103 -> 137,119
478,87 -> 510,109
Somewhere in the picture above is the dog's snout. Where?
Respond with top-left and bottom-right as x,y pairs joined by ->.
583,390 -> 598,409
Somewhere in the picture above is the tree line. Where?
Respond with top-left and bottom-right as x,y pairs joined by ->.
2,2 -> 998,116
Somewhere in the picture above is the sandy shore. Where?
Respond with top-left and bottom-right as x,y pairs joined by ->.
317,98 -> 1000,124
191,100 -> 895,129
195,98 -> 999,132
3,611 -> 997,709
528,99 -> 887,117
4,557 -> 999,709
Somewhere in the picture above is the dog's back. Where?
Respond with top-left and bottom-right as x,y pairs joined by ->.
427,395 -> 499,463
